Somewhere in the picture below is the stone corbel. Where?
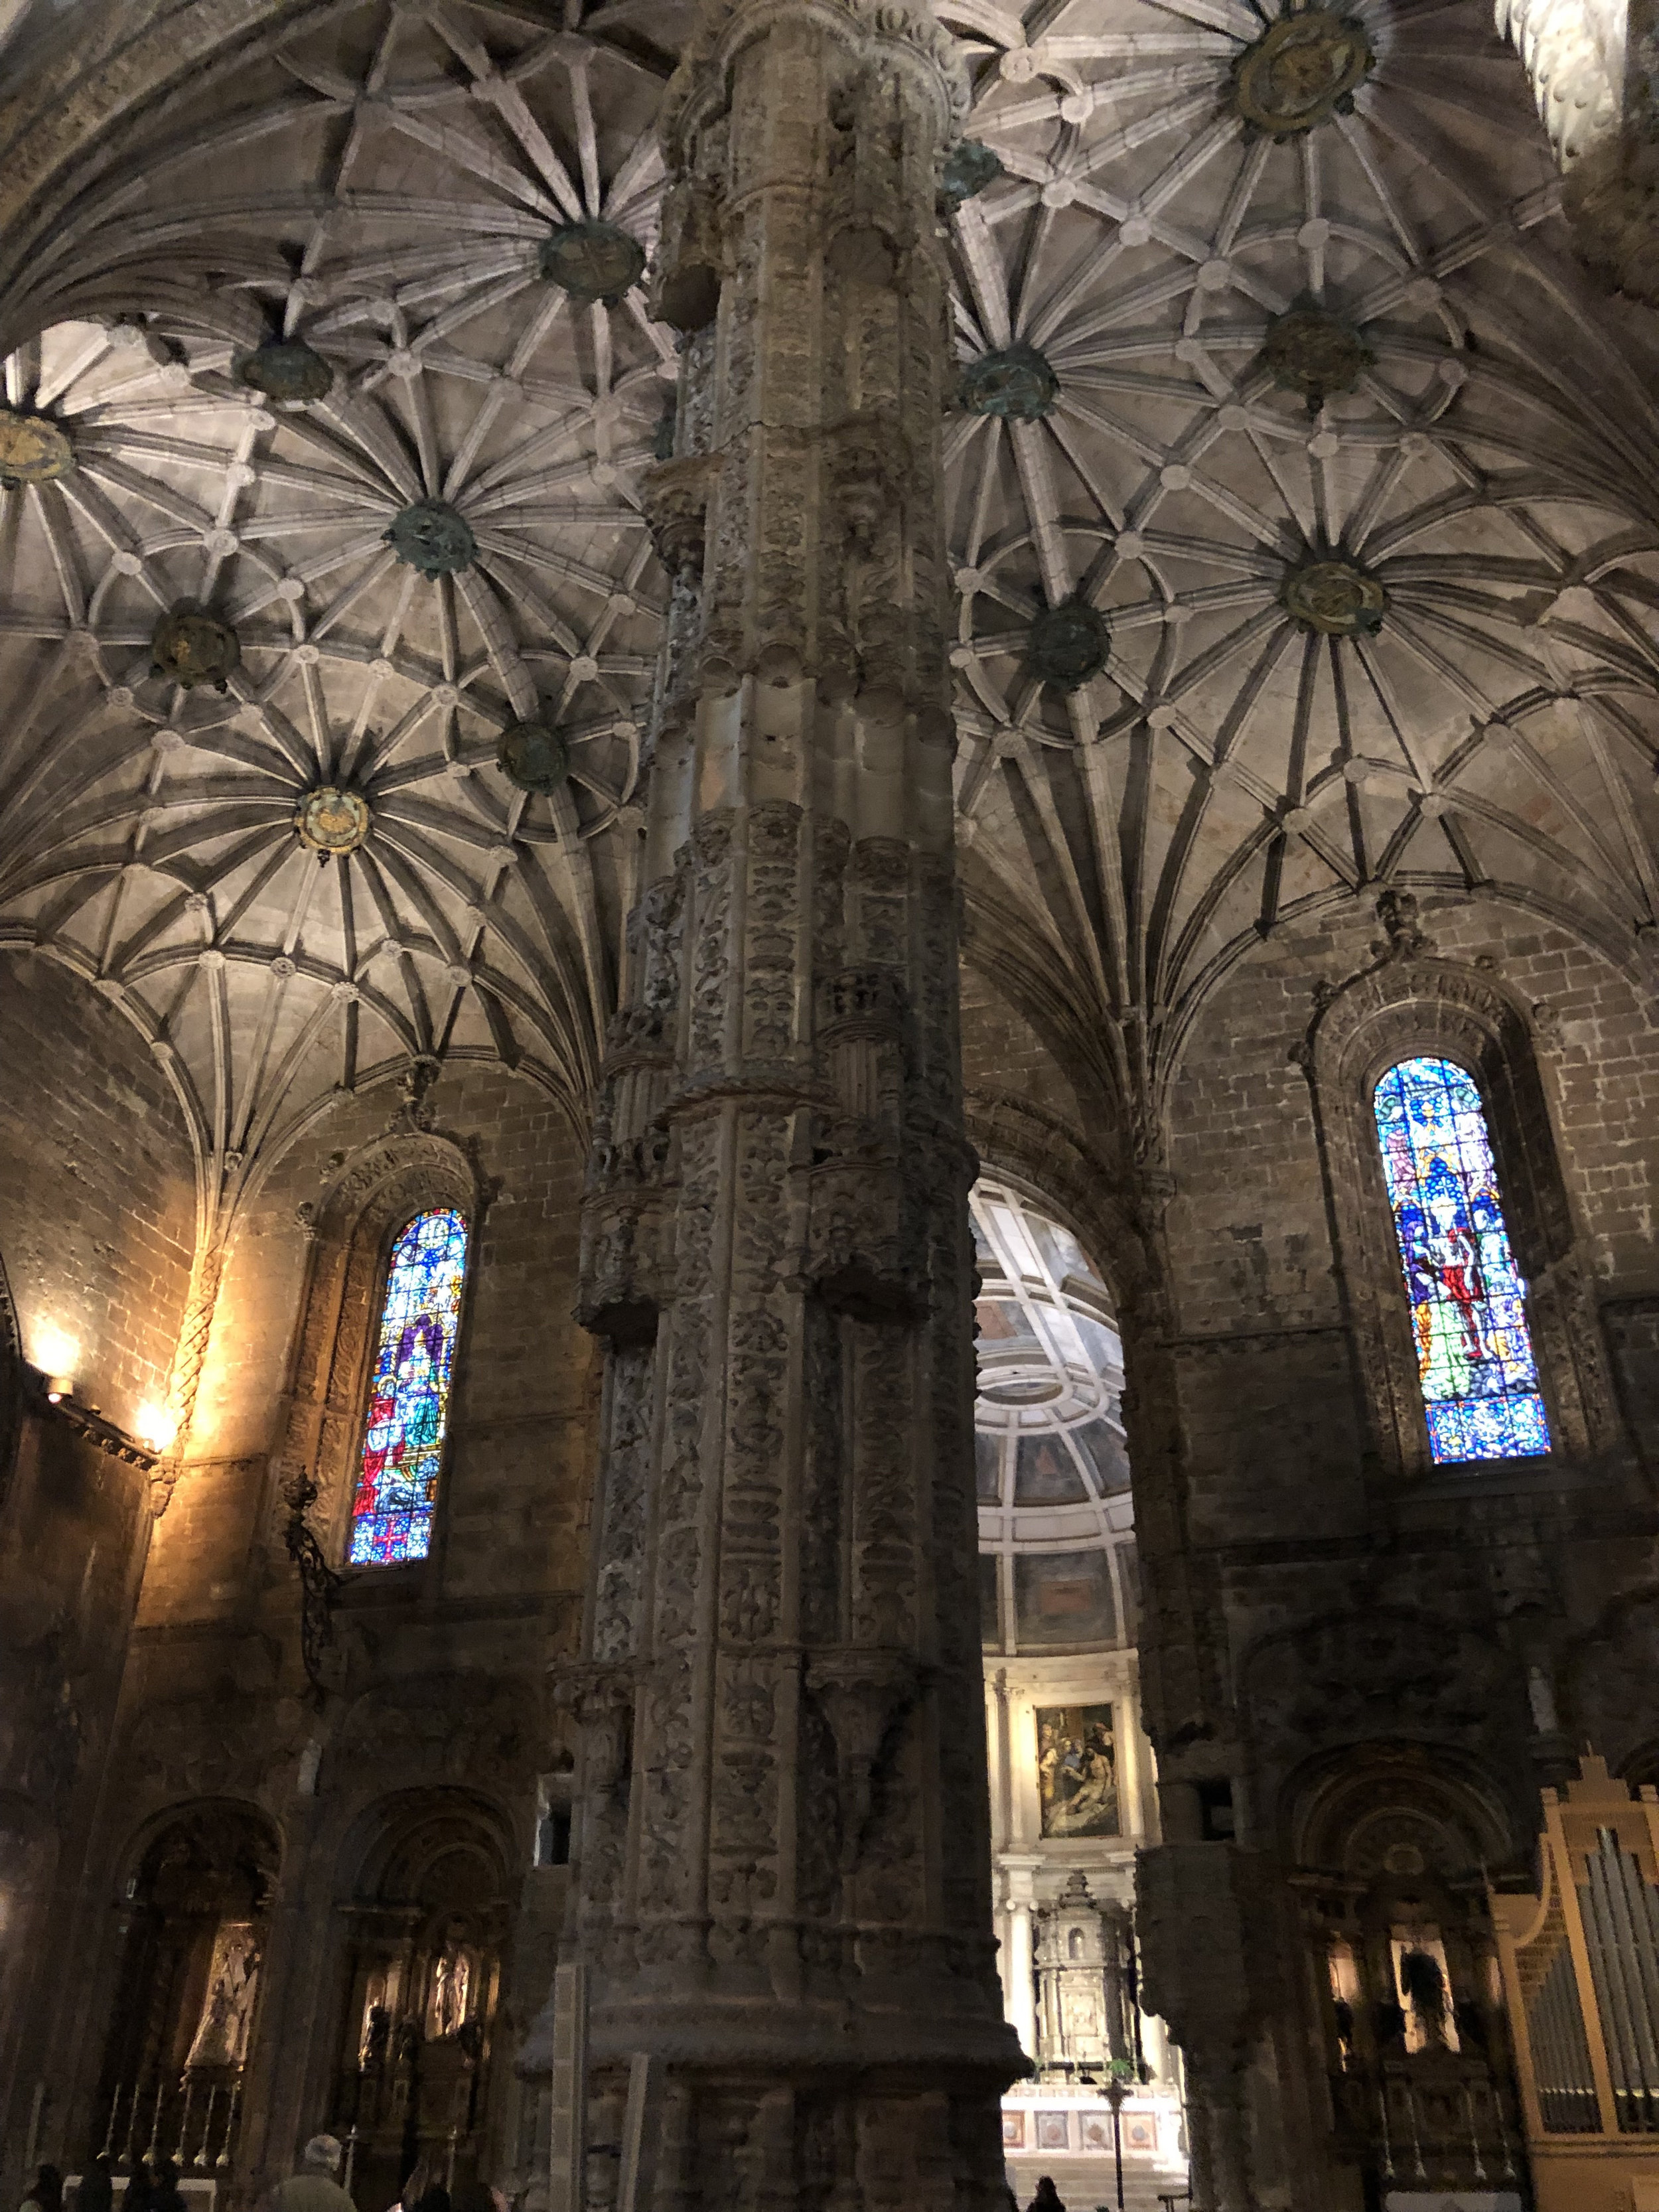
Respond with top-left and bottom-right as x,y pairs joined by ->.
806,1647 -> 920,1870
553,1662 -> 637,1801
640,452 -> 724,583
799,1151 -> 921,1323
577,1176 -> 676,1348
652,174 -> 725,334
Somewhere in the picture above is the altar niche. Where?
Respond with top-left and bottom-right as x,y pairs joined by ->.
328,1792 -> 509,2211
1291,1757 -> 1526,2198
94,1803 -> 279,2179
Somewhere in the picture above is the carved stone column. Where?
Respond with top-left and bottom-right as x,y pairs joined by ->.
1135,1845 -> 1256,2211
523,0 -> 1024,2200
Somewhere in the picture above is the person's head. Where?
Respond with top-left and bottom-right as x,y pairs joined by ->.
155,2166 -> 179,2195
303,2138 -> 343,2176
36,2170 -> 62,2203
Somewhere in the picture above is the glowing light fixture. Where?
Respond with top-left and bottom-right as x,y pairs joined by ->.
33,1322 -> 79,1400
135,1402 -> 180,1454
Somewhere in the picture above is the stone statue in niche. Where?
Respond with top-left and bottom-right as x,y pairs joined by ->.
1037,1703 -> 1120,1838
427,1947 -> 472,2040
185,1922 -> 261,2069
1394,1935 -> 1459,2053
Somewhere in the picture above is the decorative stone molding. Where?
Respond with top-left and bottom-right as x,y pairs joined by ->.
271,1123 -> 488,1570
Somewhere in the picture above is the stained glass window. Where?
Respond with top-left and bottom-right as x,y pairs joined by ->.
1372,1057 -> 1548,1463
349,1207 -> 469,1564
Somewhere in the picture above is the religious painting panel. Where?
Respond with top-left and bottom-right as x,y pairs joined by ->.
1035,2110 -> 1069,2151
1001,2111 -> 1025,2150
1037,1704 -> 1119,1838
1015,1552 -> 1118,1650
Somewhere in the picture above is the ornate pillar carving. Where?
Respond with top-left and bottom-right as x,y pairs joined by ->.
1135,1845 -> 1256,2212
525,0 -> 1024,2198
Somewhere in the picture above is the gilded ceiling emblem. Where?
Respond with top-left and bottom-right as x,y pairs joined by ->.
1280,556 -> 1386,636
151,607 -> 242,692
1027,598 -> 1111,689
940,139 -> 1005,212
1231,10 -> 1375,139
295,786 -> 373,855
385,498 -> 477,579
497,719 -> 571,795
235,339 -> 334,406
1262,299 -> 1375,413
0,406 -> 74,486
538,221 -> 647,306
960,343 -> 1058,421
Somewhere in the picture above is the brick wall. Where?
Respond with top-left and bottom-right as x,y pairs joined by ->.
0,951 -> 194,1434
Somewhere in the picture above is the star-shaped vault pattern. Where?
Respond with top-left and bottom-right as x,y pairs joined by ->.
0,0 -> 676,1201
1,0 -> 1658,1195
939,0 -> 1659,1118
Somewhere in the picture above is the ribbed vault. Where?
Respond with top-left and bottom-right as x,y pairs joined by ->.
1,0 -> 1657,1207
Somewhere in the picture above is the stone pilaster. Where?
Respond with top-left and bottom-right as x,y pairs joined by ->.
524,0 -> 1024,2200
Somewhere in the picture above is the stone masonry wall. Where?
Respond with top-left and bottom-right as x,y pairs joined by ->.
141,1062 -> 597,1630
0,950 -> 195,1432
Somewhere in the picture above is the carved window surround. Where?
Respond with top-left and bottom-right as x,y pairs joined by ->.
1303,956 -> 1623,1486
275,1132 -> 488,1578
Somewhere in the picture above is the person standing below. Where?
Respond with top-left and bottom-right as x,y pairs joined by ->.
20,2167 -> 62,2212
268,2137 -> 356,2212
74,2156 -> 113,2212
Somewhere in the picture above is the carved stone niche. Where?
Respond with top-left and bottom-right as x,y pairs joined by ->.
1282,1750 -> 1525,2199
275,1126 -> 488,1570
1301,948 -> 1624,1483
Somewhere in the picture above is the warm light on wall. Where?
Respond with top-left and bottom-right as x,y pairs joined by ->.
32,1323 -> 80,1400
134,1403 -> 179,1454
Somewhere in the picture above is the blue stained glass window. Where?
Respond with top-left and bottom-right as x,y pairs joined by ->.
1372,1057 -> 1548,1464
349,1207 -> 469,1564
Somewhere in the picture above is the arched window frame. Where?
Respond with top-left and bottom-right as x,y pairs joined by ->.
348,1205 -> 471,1568
273,1134 -> 484,1576
1305,958 -> 1621,1484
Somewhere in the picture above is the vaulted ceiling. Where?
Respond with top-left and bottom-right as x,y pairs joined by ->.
1,0 -> 1656,1211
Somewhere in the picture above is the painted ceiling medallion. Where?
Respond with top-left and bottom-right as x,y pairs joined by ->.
295,785 -> 372,854
0,407 -> 73,486
1280,556 -> 1386,636
538,221 -> 647,305
1027,598 -> 1111,689
497,719 -> 571,795
1262,299 -> 1375,413
235,338 -> 334,405
960,343 -> 1058,421
384,498 -> 477,578
940,139 -> 1005,211
151,606 -> 241,692
1231,10 -> 1375,139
